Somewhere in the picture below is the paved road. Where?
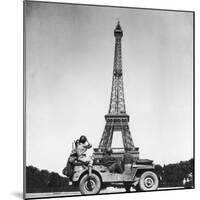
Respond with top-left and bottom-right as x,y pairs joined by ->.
26,188 -> 124,199
26,187 -> 184,199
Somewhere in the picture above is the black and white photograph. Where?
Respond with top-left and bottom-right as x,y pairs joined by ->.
24,1 -> 194,199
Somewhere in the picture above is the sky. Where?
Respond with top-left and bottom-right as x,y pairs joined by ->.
25,1 -> 193,175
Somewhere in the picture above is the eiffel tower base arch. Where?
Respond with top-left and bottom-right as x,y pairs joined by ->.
93,114 -> 139,160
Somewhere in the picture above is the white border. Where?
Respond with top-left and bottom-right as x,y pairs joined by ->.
0,0 -> 199,200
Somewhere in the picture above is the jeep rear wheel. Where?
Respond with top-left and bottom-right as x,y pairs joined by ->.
138,171 -> 159,191
79,173 -> 101,195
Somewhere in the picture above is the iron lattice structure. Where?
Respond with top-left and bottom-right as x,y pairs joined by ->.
98,22 -> 137,152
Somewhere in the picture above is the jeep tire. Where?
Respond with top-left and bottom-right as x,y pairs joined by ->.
79,173 -> 101,195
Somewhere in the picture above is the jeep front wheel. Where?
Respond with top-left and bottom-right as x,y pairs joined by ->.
138,171 -> 159,191
79,173 -> 101,195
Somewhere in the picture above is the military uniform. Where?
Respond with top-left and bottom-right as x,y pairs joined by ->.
76,140 -> 93,166
102,153 -> 123,173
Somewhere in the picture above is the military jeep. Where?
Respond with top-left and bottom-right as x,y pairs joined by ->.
70,148 -> 159,195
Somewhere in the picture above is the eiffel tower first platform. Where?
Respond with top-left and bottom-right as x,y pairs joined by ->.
93,22 -> 139,160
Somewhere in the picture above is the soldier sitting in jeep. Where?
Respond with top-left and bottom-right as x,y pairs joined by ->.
101,148 -> 124,173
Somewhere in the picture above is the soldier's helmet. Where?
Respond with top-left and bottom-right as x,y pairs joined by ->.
79,135 -> 87,143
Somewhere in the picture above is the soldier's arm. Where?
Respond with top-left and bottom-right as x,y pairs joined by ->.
83,141 -> 92,149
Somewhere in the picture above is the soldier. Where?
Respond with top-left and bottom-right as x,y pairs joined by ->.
102,148 -> 123,173
75,135 -> 93,176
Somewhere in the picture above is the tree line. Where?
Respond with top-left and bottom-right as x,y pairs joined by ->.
26,166 -> 77,193
154,158 -> 194,187
26,158 -> 194,193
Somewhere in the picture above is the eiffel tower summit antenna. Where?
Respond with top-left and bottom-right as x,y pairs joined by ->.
95,22 -> 139,157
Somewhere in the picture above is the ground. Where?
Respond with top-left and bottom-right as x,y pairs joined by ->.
25,186 -> 184,199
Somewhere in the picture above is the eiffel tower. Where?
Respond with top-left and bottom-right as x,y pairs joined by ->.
94,21 -> 139,158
